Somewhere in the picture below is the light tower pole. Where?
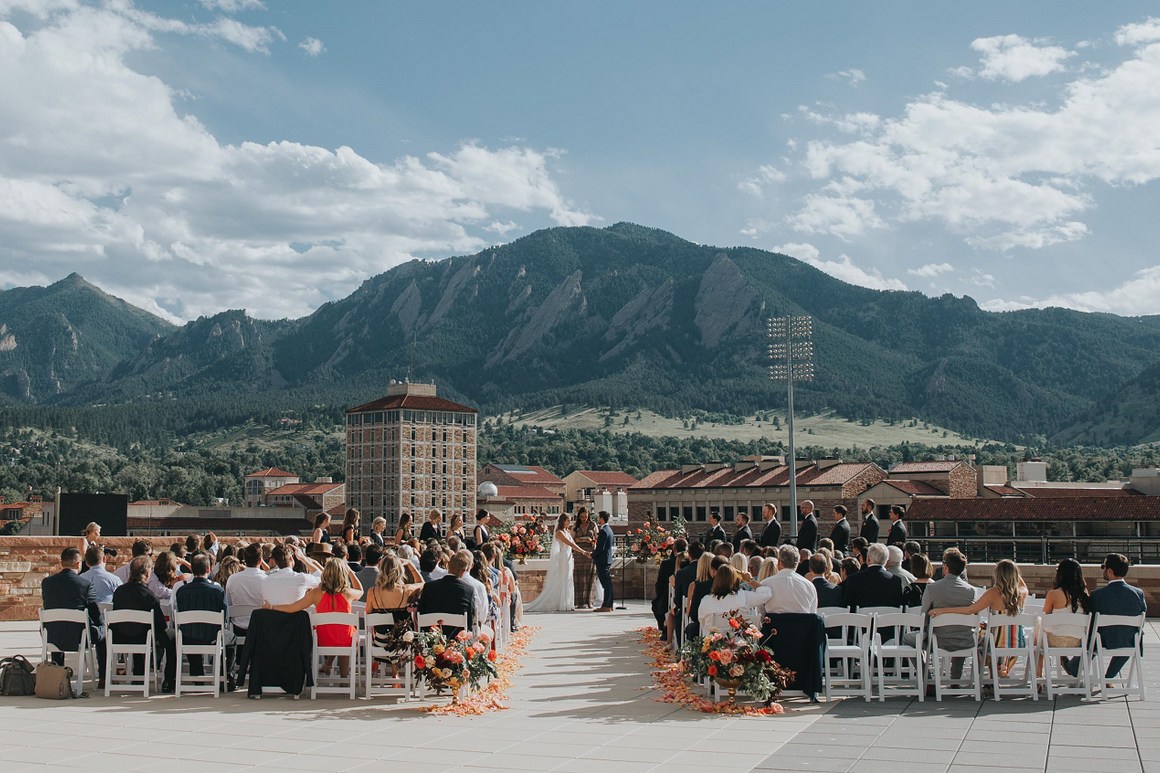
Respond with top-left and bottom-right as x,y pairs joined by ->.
767,316 -> 814,539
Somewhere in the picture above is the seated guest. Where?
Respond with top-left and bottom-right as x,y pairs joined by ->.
739,539 -> 760,559
652,538 -> 686,632
839,557 -> 861,585
760,545 -> 818,615
174,554 -> 227,681
147,551 -> 190,601
367,552 -> 424,677
902,540 -> 922,573
225,543 -> 267,633
263,545 -> 321,606
463,550 -> 491,626
1088,553 -> 1147,679
910,548 -> 978,680
729,553 -> 752,588
671,542 -> 705,644
203,532 -> 219,556
697,565 -> 772,632
399,544 -> 420,572
417,551 -> 477,634
214,555 -> 243,587
843,543 -> 904,611
685,554 -> 719,634
931,559 -> 1028,677
447,535 -> 463,553
42,547 -> 105,685
747,555 -> 764,579
266,558 -> 363,679
756,557 -> 778,582
806,553 -> 844,608
796,548 -> 812,576
902,554 -> 935,607
112,557 -> 175,691
885,546 -> 915,587
115,540 -> 152,583
419,548 -> 447,582
716,542 -> 734,559
356,545 -> 383,601
346,543 -> 364,574
1038,558 -> 1091,679
849,537 -> 869,569
81,544 -> 122,605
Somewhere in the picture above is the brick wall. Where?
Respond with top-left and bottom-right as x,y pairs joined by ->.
949,465 -> 977,499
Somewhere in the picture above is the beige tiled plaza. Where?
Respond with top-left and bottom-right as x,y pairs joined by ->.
1,603 -> 1156,773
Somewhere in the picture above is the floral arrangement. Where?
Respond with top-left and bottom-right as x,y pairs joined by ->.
494,516 -> 550,558
421,626 -> 539,715
677,612 -> 793,705
630,520 -> 676,563
409,625 -> 498,697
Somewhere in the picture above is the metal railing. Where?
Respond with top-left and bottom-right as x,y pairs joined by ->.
916,536 -> 1160,566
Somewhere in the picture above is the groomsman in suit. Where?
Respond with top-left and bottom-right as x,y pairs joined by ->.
887,506 -> 908,545
758,503 -> 781,548
796,500 -> 818,552
593,511 -> 616,612
706,512 -> 727,546
732,512 -> 753,552
859,499 -> 880,543
829,505 -> 851,554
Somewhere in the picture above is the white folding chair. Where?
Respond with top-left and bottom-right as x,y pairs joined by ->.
310,612 -> 360,699
39,608 -> 96,696
873,612 -> 925,701
104,609 -> 158,697
174,610 -> 225,697
822,611 -> 874,702
857,605 -> 905,617
1038,611 -> 1093,700
984,613 -> 1039,700
928,614 -> 982,701
1023,597 -> 1045,618
364,613 -> 413,700
415,613 -> 468,700
1091,613 -> 1147,700
818,606 -> 847,617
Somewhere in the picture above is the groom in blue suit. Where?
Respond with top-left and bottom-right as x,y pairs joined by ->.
593,511 -> 615,612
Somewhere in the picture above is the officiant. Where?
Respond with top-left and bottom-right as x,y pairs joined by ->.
572,507 -> 598,608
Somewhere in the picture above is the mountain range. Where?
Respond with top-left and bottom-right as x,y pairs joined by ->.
3,222 -> 1159,446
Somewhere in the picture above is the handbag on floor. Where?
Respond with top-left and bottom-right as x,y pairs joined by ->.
0,655 -> 36,696
34,662 -> 74,699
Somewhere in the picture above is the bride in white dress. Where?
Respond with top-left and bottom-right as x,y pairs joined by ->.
524,513 -> 591,613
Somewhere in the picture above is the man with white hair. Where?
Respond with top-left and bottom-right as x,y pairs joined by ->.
842,543 -> 905,611
759,544 -> 818,614
885,545 -> 915,587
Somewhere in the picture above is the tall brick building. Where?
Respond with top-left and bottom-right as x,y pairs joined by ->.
344,381 -> 478,533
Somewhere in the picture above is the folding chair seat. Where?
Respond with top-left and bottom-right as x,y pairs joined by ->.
822,611 -> 873,702
104,609 -> 158,697
363,612 -> 413,700
1092,613 -> 1147,700
928,614 -> 982,701
414,613 -> 468,700
39,608 -> 96,696
310,611 -> 360,699
984,612 -> 1039,700
174,610 -> 225,697
873,612 -> 925,701
1037,611 -> 1093,699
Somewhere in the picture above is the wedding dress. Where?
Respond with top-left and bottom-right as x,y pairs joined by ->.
524,530 -> 576,613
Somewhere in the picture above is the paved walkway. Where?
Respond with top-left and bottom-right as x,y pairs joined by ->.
0,604 -> 1155,772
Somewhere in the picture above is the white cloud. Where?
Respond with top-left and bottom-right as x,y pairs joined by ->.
770,242 -> 820,261
198,0 -> 266,11
907,262 -> 954,277
483,220 -> 519,236
798,105 -> 881,134
787,23 -> 1160,252
1115,17 -> 1160,46
738,165 -> 786,197
967,269 -> 995,287
772,242 -> 906,291
0,2 -> 593,321
970,34 -> 1074,82
947,65 -> 975,79
981,265 -> 1160,315
826,68 -> 866,86
299,36 -> 324,57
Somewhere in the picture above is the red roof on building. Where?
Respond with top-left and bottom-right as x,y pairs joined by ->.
246,468 -> 297,478
983,485 -> 1028,497
631,462 -> 882,491
881,480 -> 948,496
905,497 -> 1160,522
491,485 -> 562,500
347,394 -> 477,413
1015,486 -> 1139,498
267,482 -> 343,497
890,461 -> 969,473
572,471 -> 640,486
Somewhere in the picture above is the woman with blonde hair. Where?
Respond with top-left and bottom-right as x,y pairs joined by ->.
268,558 -> 363,678
369,517 -> 387,546
447,513 -> 465,542
931,559 -> 1028,677
213,555 -> 243,587
757,556 -> 779,582
366,551 -> 424,678
419,508 -> 443,543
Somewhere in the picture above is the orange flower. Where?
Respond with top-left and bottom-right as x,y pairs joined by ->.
708,651 -> 721,661
707,664 -> 718,676
414,655 -> 426,669
729,618 -> 741,629
487,650 -> 497,662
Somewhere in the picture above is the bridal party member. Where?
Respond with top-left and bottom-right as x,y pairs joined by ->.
573,508 -> 598,609
592,511 -> 615,612
311,513 -> 332,545
419,508 -> 443,543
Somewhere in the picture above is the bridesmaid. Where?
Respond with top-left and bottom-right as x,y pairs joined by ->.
572,508 -> 598,609
395,512 -> 414,546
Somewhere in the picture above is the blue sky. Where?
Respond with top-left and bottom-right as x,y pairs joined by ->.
2,1 -> 1160,320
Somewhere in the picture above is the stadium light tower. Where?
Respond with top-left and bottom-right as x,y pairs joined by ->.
767,315 -> 814,539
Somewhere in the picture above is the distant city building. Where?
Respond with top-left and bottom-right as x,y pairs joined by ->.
564,470 -> 638,519
263,478 -> 344,513
244,467 -> 300,507
345,381 -> 478,533
476,485 -> 564,522
479,463 -> 567,499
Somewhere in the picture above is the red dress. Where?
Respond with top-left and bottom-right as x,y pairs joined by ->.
315,592 -> 355,647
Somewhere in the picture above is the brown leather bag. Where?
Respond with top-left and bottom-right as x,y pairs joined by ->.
35,662 -> 74,699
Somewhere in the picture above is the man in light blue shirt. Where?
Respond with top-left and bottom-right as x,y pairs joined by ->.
81,545 -> 122,605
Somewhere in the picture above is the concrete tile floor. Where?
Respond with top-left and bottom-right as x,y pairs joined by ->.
0,605 -> 1154,772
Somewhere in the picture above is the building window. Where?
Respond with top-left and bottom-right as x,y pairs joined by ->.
724,506 -> 734,520
696,506 -> 707,522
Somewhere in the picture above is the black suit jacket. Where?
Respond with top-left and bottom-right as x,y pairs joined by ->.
860,513 -> 880,543
1090,580 -> 1147,652
593,524 -> 614,567
796,513 -> 818,552
419,522 -> 441,543
887,519 -> 908,545
41,568 -> 101,652
812,576 -> 845,608
174,577 -> 226,643
732,525 -> 753,552
829,518 -> 851,553
418,575 -> 476,631
843,566 -> 905,611
759,518 -> 781,548
706,524 -> 727,546
111,582 -> 168,645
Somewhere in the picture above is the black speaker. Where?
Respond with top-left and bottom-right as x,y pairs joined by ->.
59,493 -> 128,538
